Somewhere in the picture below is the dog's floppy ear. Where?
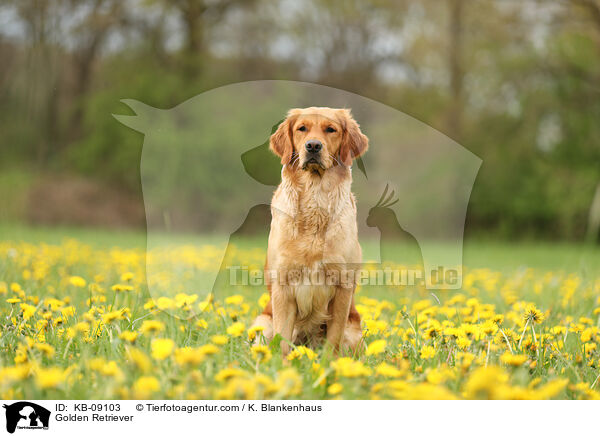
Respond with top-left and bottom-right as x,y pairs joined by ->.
338,109 -> 369,167
270,110 -> 298,165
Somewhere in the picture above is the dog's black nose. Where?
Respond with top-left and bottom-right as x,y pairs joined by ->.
305,140 -> 322,153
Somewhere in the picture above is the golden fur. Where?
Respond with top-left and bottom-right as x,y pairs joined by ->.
251,107 -> 368,356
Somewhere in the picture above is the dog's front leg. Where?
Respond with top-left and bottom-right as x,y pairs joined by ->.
326,285 -> 353,354
272,285 -> 297,357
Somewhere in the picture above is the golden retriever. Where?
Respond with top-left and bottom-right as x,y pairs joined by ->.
251,107 -> 368,356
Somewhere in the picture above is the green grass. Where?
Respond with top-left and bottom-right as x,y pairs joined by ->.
1,224 -> 599,400
2,222 -> 598,274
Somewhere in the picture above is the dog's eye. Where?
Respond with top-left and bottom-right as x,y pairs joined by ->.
325,126 -> 336,133
297,126 -> 306,132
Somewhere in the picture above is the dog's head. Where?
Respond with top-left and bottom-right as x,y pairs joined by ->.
269,107 -> 368,175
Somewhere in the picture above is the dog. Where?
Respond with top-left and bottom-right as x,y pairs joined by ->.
251,107 -> 369,356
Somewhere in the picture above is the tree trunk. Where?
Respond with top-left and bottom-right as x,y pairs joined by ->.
447,0 -> 464,141
586,182 -> 600,243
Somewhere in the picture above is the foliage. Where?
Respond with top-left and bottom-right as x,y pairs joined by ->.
0,0 -> 599,239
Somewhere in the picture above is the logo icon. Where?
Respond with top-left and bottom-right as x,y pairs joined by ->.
3,402 -> 50,434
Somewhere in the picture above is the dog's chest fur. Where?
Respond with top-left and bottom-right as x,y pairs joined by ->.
271,167 -> 354,336
296,181 -> 336,238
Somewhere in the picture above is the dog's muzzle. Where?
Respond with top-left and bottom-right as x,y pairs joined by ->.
302,140 -> 325,171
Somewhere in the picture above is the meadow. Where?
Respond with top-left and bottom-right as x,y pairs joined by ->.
1,224 -> 600,400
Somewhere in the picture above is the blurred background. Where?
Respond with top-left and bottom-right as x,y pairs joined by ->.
0,0 -> 599,242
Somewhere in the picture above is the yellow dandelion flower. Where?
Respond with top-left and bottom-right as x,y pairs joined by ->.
198,300 -> 213,312
258,293 -> 270,308
133,376 -> 160,396
500,352 -> 528,367
456,336 -> 472,350
227,322 -> 245,337
175,293 -> 198,308
251,345 -> 272,363
34,343 -> 55,358
36,367 -> 66,389
89,357 -> 106,371
375,362 -> 403,378
140,320 -> 165,334
225,295 -> 244,305
247,325 -> 265,341
426,366 -> 455,384
151,338 -> 175,360
533,378 -> 568,400
327,383 -> 343,395
331,357 -> 372,378
420,345 -> 436,359
74,322 -> 90,334
463,366 -> 509,399
156,297 -> 175,310
127,348 -> 152,373
215,367 -> 246,382
0,364 -> 30,382
174,347 -> 205,366
120,272 -> 134,282
198,344 -> 220,356
480,320 -> 499,336
20,303 -> 36,320
211,335 -> 228,345
111,284 -> 134,293
119,331 -> 138,343
99,361 -> 124,381
102,310 -> 125,325
287,346 -> 317,361
366,339 -> 387,356
524,305 -> 545,324
69,276 -> 86,288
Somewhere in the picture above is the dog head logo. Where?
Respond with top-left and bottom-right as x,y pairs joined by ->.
3,402 -> 50,434
114,81 -> 481,318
